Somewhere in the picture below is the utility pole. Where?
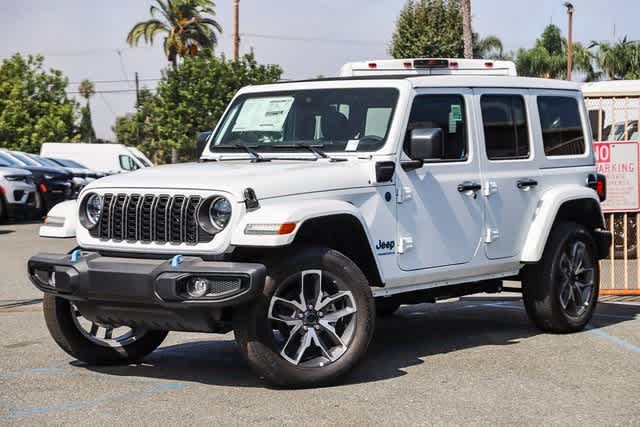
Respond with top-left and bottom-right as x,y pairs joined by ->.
233,0 -> 240,61
462,0 -> 472,59
564,2 -> 574,81
135,71 -> 141,146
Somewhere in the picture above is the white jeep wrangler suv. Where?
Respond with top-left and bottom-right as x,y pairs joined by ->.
28,59 -> 611,388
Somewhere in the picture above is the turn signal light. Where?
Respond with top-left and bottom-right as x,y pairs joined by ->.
244,222 -> 297,235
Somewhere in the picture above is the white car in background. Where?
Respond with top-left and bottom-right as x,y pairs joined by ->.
40,143 -> 154,174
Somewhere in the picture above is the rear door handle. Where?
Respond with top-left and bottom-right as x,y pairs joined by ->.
457,181 -> 482,193
516,178 -> 538,189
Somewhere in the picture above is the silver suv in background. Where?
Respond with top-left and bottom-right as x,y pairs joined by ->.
0,166 -> 37,222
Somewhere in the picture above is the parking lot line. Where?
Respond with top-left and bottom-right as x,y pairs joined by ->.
586,326 -> 640,353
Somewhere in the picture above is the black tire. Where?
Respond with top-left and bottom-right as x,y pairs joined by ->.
522,222 -> 599,333
375,299 -> 401,317
43,294 -> 168,365
233,246 -> 375,388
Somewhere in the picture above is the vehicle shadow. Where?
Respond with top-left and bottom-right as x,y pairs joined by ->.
0,229 -> 15,235
79,299 -> 639,388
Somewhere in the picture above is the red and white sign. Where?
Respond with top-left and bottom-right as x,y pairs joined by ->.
594,140 -> 640,212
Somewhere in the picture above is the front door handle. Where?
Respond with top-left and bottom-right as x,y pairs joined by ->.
458,181 -> 482,193
516,178 -> 538,190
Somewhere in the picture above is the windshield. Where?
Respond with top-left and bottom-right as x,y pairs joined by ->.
210,88 -> 399,153
11,152 -> 39,166
0,152 -> 23,168
51,158 -> 87,168
27,154 -> 61,168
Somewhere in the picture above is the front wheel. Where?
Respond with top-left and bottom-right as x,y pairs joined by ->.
43,294 -> 168,365
522,222 -> 599,333
233,246 -> 375,388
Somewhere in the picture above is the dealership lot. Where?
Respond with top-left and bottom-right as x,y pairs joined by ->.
1,223 -> 639,425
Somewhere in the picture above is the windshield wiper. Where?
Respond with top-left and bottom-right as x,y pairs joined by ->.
276,144 -> 348,162
210,144 -> 270,162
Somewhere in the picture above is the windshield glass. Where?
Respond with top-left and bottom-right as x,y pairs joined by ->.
11,152 -> 39,166
210,88 -> 399,153
0,152 -> 22,167
52,158 -> 87,168
28,154 -> 60,168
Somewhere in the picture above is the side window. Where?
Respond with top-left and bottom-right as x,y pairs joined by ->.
119,155 -> 139,171
537,96 -> 585,156
405,94 -> 467,161
481,95 -> 530,160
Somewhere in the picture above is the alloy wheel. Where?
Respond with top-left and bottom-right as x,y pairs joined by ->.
267,269 -> 357,367
557,240 -> 595,317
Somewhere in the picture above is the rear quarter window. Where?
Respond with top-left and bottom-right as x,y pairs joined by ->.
537,96 -> 585,156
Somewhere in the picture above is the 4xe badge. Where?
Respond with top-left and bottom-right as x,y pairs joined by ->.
376,239 -> 395,255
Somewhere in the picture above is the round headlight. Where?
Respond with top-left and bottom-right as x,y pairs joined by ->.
209,197 -> 232,229
84,193 -> 102,227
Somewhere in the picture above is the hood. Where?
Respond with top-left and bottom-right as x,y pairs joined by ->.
86,159 -> 372,199
0,167 -> 31,177
22,166 -> 71,180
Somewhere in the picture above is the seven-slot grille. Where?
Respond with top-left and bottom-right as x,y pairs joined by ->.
91,193 -> 213,244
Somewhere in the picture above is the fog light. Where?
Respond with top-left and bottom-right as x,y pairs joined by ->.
186,277 -> 209,298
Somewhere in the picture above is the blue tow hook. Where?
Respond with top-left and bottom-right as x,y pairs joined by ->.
171,255 -> 183,267
70,249 -> 82,263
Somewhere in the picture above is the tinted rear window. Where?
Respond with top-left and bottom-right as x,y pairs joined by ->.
537,96 -> 585,156
481,95 -> 529,160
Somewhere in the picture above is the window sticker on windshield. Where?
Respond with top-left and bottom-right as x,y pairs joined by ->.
232,97 -> 294,132
345,139 -> 360,151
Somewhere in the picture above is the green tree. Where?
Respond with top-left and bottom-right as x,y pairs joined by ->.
113,53 -> 282,164
126,0 -> 223,68
389,0 -> 464,58
77,79 -> 96,142
0,54 -> 77,153
515,24 -> 591,79
590,37 -> 640,80
113,88 -> 156,147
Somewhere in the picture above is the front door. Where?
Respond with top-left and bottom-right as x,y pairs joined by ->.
397,89 -> 485,271
473,89 -> 540,259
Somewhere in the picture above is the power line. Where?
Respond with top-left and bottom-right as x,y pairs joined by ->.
98,92 -> 117,117
67,77 -> 161,85
67,88 -> 154,94
239,32 -> 387,46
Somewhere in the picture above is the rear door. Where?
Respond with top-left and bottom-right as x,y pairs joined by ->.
474,89 -> 540,259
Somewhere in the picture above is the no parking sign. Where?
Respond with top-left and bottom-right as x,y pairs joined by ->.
594,140 -> 640,212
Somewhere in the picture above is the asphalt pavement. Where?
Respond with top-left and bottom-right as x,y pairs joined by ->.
1,222 -> 639,425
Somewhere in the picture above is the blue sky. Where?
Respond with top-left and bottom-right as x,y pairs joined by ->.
2,0 -> 639,140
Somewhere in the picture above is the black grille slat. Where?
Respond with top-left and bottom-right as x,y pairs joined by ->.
169,196 -> 185,242
125,194 -> 141,241
94,193 -> 213,244
154,196 -> 170,242
99,194 -> 114,239
185,196 -> 201,244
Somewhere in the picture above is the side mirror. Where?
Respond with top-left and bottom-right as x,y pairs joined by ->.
408,128 -> 444,161
196,131 -> 212,159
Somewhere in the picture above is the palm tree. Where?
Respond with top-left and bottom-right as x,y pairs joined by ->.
126,0 -> 222,68
78,79 -> 96,142
461,0 -> 472,59
590,37 -> 640,80
474,35 -> 506,60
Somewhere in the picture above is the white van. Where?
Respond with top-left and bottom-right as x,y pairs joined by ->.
40,143 -> 153,174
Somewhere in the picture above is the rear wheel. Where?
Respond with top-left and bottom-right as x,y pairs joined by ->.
0,195 -> 6,223
43,294 -> 168,365
522,222 -> 599,333
233,246 -> 375,388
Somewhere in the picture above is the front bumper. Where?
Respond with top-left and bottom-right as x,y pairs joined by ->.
27,251 -> 266,332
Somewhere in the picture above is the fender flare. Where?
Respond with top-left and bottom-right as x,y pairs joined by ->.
231,199 -> 374,248
520,186 -> 603,263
